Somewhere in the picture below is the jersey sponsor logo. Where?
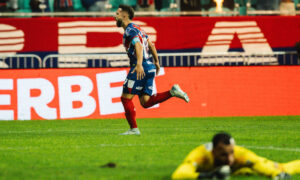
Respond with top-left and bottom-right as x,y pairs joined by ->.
201,21 -> 276,64
58,21 -> 157,54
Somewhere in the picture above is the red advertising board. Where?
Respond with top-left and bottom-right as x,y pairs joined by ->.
0,66 -> 300,120
0,16 -> 299,55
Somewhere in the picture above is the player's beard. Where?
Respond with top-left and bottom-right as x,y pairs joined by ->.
116,19 -> 122,27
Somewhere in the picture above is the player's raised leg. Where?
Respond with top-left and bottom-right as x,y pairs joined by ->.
140,91 -> 172,108
140,84 -> 189,109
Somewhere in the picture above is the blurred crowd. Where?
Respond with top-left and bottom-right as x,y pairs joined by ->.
0,0 -> 299,15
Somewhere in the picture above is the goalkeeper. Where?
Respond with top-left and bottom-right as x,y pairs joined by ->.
172,132 -> 300,179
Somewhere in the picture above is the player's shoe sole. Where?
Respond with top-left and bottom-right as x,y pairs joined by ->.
170,84 -> 190,103
120,128 -> 141,135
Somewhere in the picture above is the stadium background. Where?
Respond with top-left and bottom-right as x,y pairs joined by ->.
0,16 -> 299,120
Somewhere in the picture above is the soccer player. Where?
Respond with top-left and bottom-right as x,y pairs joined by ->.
172,132 -> 300,179
114,4 -> 189,135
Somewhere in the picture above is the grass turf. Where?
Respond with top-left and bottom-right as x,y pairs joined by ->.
0,116 -> 300,180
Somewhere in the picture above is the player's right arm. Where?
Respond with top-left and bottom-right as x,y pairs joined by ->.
236,146 -> 283,178
132,41 -> 145,80
127,27 -> 145,80
147,39 -> 160,75
172,161 -> 199,179
172,149 -> 199,179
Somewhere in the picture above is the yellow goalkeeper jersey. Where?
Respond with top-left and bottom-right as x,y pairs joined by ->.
172,143 -> 300,179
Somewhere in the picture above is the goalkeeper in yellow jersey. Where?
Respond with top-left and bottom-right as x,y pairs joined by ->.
172,132 -> 300,180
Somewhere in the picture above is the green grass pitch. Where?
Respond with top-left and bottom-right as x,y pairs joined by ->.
0,116 -> 300,180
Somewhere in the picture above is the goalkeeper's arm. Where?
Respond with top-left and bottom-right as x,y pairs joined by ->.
172,162 -> 199,179
172,163 -> 230,180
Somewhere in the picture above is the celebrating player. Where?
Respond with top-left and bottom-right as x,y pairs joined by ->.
172,132 -> 300,179
114,4 -> 190,135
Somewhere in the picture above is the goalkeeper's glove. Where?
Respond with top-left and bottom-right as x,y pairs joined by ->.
198,165 -> 231,180
273,172 -> 291,180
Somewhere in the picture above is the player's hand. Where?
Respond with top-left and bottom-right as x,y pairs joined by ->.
154,61 -> 160,75
198,165 -> 231,180
273,172 -> 291,180
213,165 -> 231,180
132,64 -> 145,80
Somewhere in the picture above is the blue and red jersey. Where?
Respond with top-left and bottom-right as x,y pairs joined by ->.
123,23 -> 152,67
122,22 -> 156,96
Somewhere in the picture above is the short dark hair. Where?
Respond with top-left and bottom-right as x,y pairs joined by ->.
119,4 -> 134,20
212,132 -> 234,148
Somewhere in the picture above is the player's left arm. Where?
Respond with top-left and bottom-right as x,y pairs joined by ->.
147,39 -> 160,75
